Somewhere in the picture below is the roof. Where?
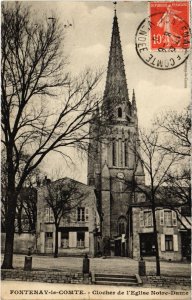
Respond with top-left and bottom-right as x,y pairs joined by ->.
40,176 -> 95,191
102,12 -> 130,118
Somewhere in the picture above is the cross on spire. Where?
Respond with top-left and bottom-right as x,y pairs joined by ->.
113,2 -> 117,16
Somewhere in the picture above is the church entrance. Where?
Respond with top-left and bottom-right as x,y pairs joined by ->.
115,239 -> 121,256
114,237 -> 127,256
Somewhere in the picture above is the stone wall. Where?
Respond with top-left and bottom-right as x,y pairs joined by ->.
142,276 -> 191,287
1,269 -> 85,284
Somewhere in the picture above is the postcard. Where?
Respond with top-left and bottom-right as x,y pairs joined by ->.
1,1 -> 191,300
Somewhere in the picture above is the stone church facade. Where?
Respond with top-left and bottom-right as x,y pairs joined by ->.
88,11 -> 145,257
87,11 -> 190,261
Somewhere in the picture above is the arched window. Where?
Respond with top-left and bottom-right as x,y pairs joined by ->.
118,217 -> 127,235
119,139 -> 123,167
112,139 -> 117,166
118,107 -> 122,118
124,139 -> 128,167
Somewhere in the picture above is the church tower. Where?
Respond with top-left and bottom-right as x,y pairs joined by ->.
88,8 -> 145,256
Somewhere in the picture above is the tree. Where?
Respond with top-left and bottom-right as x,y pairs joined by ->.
44,178 -> 87,258
155,106 -> 190,158
17,187 -> 37,234
155,107 -> 191,227
1,150 -> 41,234
1,3 -> 102,268
129,128 -> 179,276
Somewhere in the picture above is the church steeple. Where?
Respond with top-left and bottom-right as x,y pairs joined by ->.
102,8 -> 130,120
132,89 -> 137,111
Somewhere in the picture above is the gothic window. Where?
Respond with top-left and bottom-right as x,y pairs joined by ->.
119,139 -> 123,167
112,139 -> 117,166
124,139 -> 128,167
118,107 -> 122,118
118,217 -> 127,235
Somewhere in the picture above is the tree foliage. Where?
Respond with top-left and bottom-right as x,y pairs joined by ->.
1,2 -> 102,269
44,178 -> 88,257
129,128 -> 180,276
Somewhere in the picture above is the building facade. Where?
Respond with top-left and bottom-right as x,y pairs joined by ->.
87,11 -> 145,257
36,178 -> 100,256
128,203 -> 187,261
87,11 -> 191,261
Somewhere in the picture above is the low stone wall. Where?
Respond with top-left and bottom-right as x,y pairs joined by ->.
1,269 -> 85,284
142,276 -> 191,287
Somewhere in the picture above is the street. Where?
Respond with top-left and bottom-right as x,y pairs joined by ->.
1,254 -> 190,277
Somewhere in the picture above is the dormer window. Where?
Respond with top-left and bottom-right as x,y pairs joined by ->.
118,107 -> 122,118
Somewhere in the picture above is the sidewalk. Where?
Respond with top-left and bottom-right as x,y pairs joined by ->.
1,254 -> 190,277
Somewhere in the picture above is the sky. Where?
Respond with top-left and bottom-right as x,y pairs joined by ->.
23,1 -> 191,183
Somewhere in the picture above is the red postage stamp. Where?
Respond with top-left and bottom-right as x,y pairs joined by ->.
150,1 -> 190,50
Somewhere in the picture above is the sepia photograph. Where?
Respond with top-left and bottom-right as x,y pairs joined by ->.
1,1 -> 191,299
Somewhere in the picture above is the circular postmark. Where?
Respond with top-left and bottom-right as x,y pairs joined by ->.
135,13 -> 191,70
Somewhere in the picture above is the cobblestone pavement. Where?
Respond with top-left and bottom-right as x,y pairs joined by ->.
1,254 -> 190,277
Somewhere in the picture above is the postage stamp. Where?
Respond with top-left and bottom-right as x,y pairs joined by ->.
135,1 -> 191,70
150,1 -> 190,50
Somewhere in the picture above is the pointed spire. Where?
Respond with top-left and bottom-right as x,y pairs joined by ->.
103,9 -> 129,117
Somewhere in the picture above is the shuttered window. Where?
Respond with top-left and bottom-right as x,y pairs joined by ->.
45,207 -> 54,223
49,209 -> 54,222
77,232 -> 85,248
77,207 -> 85,221
85,208 -> 89,222
45,208 -> 49,223
172,211 -> 177,226
161,209 -> 178,227
144,210 -> 153,227
164,211 -> 172,226
165,235 -> 173,251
